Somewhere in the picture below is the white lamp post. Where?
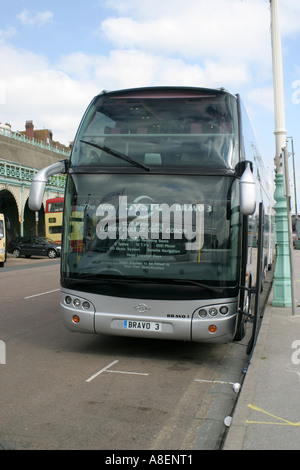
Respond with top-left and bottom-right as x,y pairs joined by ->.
270,0 -> 295,311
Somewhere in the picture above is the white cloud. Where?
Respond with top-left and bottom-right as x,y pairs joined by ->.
0,41 -> 251,146
279,0 -> 300,35
0,80 -> 5,105
58,52 -> 100,81
3,0 -> 298,147
99,0 -> 271,65
246,86 -> 274,113
103,0 -> 300,36
0,26 -> 16,44
17,9 -> 54,27
59,48 -> 251,92
0,44 -> 49,77
0,45 -> 94,145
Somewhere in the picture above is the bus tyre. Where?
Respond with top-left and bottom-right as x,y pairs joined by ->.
13,248 -> 21,258
234,314 -> 246,341
234,275 -> 252,342
47,249 -> 57,259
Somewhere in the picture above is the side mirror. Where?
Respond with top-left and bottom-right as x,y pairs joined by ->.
29,160 -> 68,211
240,161 -> 256,215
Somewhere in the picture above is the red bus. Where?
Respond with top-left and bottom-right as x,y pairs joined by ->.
45,197 -> 64,244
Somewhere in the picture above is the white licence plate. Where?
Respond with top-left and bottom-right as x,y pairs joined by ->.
123,320 -> 161,331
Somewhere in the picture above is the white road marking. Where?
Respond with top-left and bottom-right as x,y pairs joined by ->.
86,360 -> 149,382
195,379 -> 234,385
86,360 -> 119,382
24,288 -> 60,299
107,369 -> 149,376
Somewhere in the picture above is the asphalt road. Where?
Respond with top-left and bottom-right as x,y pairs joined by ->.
0,255 -> 251,450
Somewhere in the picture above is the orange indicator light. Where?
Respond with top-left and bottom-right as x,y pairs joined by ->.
209,325 -> 217,333
72,315 -> 80,323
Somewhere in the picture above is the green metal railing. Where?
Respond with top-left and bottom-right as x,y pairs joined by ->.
0,128 -> 71,157
0,160 -> 66,188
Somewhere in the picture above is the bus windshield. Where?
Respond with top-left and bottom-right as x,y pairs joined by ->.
61,173 -> 240,294
71,88 -> 239,169
47,200 -> 64,212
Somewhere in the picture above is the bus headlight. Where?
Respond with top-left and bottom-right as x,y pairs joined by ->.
73,298 -> 81,308
198,309 -> 208,318
209,308 -> 218,316
63,293 -> 95,313
220,306 -> 229,315
194,303 -> 232,319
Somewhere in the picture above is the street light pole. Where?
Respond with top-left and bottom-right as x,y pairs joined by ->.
287,136 -> 298,217
270,0 -> 293,309
283,145 -> 297,315
270,0 -> 286,171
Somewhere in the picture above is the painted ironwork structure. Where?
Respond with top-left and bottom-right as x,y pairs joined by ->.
0,129 -> 68,237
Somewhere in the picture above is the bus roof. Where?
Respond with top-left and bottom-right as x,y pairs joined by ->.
98,86 -> 235,100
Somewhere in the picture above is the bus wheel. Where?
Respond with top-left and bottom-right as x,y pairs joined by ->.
234,312 -> 247,341
234,274 -> 252,342
47,249 -> 57,259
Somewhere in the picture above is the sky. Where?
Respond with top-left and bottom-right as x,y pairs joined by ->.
0,0 -> 300,209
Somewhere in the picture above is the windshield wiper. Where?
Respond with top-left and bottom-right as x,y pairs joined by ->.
67,274 -> 224,293
103,276 -> 224,293
80,140 -> 151,172
172,279 -> 224,294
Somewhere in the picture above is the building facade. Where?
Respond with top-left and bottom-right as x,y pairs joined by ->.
0,125 -> 69,241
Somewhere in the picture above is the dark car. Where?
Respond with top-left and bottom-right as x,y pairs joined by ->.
8,236 -> 61,259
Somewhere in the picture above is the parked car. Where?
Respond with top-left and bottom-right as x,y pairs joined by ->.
8,236 -> 61,259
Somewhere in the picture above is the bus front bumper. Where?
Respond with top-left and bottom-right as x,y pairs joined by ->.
60,290 -> 238,344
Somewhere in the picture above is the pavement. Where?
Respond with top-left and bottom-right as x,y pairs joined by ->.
2,253 -> 60,271
2,252 -> 300,450
223,249 -> 300,450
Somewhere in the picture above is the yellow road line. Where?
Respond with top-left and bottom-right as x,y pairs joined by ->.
247,404 -> 300,426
